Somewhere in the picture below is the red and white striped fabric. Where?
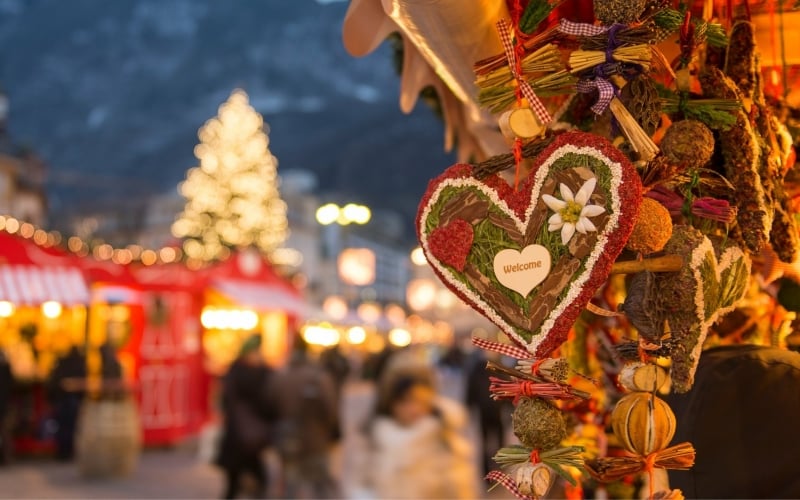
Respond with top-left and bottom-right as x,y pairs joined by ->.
0,265 -> 90,306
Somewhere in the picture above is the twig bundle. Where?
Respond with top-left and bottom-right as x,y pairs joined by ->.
569,45 -> 653,73
476,44 -> 564,91
610,255 -> 684,275
586,442 -> 696,483
478,71 -> 577,113
473,26 -> 565,76
516,357 -> 570,383
494,445 -> 587,486
609,97 -> 659,160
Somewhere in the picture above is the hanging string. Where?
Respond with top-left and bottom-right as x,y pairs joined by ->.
779,0 -> 789,100
644,452 -> 658,500
502,0 -> 553,190
512,0 -> 525,190
767,0 -> 780,98
726,0 -> 733,27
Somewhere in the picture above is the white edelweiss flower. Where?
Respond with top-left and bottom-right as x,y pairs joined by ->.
542,177 -> 606,245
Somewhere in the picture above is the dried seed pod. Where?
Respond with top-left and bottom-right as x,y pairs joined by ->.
619,362 -> 669,392
621,76 -> 662,136
626,198 -> 673,255
620,271 -> 664,343
770,203 -> 800,264
653,226 -> 707,393
759,111 -> 799,263
514,463 -> 554,498
700,68 -> 770,254
512,397 -> 567,451
593,0 -> 647,25
660,120 -> 715,170
611,392 -> 676,455
725,21 -> 758,101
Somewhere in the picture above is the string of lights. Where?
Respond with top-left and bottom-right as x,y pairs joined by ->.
0,214 -> 184,266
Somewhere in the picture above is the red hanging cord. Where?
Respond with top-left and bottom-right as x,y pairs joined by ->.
512,0 -> 525,191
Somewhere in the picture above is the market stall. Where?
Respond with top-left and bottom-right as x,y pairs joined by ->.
0,231 -> 91,454
131,262 -> 206,446
200,250 -> 305,372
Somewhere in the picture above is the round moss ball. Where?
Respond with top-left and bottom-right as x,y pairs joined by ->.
512,397 -> 567,451
593,0 -> 647,25
626,198 -> 674,254
661,120 -> 715,169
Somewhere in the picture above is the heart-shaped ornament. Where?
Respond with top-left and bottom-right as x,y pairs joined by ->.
417,132 -> 642,357
643,226 -> 751,392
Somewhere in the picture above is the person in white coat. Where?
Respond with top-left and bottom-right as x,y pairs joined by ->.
357,368 -> 479,499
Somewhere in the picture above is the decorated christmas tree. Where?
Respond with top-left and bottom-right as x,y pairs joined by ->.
172,89 -> 288,261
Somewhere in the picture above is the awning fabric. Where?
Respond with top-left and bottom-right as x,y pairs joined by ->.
212,279 -> 306,316
0,265 -> 90,306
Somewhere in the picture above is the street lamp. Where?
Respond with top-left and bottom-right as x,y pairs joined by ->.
315,203 -> 371,226
410,246 -> 427,266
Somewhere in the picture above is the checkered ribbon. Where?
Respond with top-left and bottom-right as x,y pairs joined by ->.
473,336 -> 532,360
559,19 -> 618,115
496,19 -> 552,124
557,19 -> 608,37
577,77 -> 615,114
486,470 -> 534,500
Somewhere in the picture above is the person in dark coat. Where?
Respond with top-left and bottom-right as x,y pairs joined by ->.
667,344 -> 800,499
216,335 -> 275,499
320,344 -> 350,400
465,349 -> 507,477
48,346 -> 87,461
99,342 -> 122,381
271,337 -> 340,498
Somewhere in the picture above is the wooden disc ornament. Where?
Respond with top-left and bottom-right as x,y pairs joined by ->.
619,362 -> 669,393
499,107 -> 543,140
514,463 -> 554,498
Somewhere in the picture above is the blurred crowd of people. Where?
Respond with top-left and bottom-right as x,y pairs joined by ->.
214,333 -> 510,500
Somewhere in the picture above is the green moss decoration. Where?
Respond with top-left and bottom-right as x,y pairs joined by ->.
512,397 -> 567,451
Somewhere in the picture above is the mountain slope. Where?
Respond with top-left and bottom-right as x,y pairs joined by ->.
0,0 -> 453,239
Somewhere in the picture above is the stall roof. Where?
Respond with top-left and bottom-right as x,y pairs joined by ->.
211,278 -> 306,315
0,233 -> 90,305
0,266 -> 89,306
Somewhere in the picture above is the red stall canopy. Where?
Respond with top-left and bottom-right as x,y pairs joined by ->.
202,250 -> 305,315
0,232 -> 90,305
